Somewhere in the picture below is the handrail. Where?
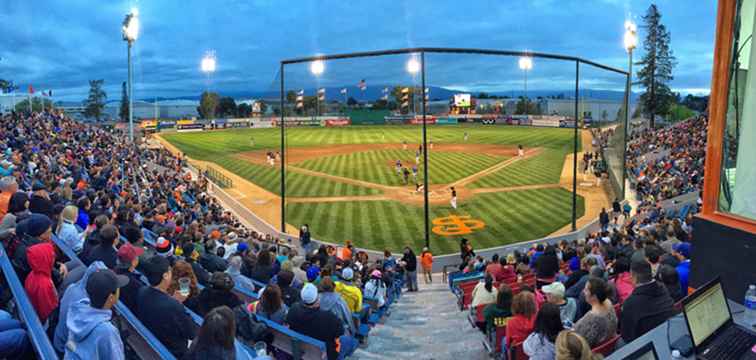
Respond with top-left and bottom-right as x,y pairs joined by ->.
0,243 -> 58,360
51,235 -> 177,360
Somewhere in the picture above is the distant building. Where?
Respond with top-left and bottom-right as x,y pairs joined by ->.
538,98 -> 637,123
0,93 -> 25,113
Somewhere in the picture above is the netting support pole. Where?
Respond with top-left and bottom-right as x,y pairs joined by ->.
572,61 -> 579,232
280,63 -> 286,234
421,51 -> 430,250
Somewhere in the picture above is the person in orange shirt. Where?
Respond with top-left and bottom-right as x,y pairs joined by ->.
0,176 -> 18,219
420,247 -> 433,283
340,241 -> 353,262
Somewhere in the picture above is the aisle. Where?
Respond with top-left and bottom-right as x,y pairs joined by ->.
352,279 -> 489,360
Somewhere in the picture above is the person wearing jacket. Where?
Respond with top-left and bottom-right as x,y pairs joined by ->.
620,260 -> 675,343
363,270 -> 387,308
56,205 -> 86,252
0,192 -> 29,241
225,256 -> 255,292
64,269 -> 129,360
185,272 -> 242,317
54,262 -> 107,353
610,257 -> 635,304
318,278 -> 355,337
401,247 -> 418,292
334,268 -> 362,314
24,242 -> 58,324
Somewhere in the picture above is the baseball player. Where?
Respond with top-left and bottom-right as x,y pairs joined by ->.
450,186 -> 458,209
429,140 -> 434,150
411,164 -> 418,182
402,140 -> 407,150
415,149 -> 421,164
250,137 -> 255,146
463,132 -> 469,142
402,167 -> 410,184
395,159 -> 402,175
518,144 -> 524,157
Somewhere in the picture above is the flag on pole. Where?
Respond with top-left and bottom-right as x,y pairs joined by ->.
340,88 -> 347,95
296,89 -> 304,109
358,79 -> 366,91
28,85 -> 34,94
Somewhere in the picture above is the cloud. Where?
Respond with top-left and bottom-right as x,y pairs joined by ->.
0,0 -> 717,100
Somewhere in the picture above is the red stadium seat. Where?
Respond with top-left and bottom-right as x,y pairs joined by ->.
592,334 -> 620,356
508,341 -> 528,360
493,325 -> 507,353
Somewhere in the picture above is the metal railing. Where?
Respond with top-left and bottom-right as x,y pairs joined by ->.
205,166 -> 233,188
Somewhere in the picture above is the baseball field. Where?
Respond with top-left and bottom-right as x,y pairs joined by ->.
162,124 -> 586,254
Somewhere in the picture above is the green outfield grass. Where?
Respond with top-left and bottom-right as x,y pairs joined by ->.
285,187 -> 584,254
295,149 -> 505,186
467,148 -> 567,188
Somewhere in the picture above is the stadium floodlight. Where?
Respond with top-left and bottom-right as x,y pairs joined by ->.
624,20 -> 638,52
406,57 -> 421,75
122,7 -> 139,142
201,52 -> 217,74
310,60 -> 325,76
518,56 -> 533,115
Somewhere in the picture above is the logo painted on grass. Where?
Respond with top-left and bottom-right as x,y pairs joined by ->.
431,215 -> 486,236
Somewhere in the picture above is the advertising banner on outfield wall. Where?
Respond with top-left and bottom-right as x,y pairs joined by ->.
324,118 -> 351,127
176,123 -> 205,132
158,120 -> 176,129
384,115 -> 413,125
249,118 -> 275,128
435,117 -> 459,125
407,116 -> 437,125
530,115 -> 563,127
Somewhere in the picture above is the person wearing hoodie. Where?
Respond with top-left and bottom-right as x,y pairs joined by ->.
334,267 -> 362,314
54,261 -> 107,353
286,283 -> 352,360
13,213 -> 58,281
400,247 -> 418,292
318,277 -> 355,337
620,260 -> 675,343
225,255 -> 255,292
24,242 -> 58,324
64,269 -> 129,360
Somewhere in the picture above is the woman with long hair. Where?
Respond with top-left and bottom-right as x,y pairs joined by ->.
483,284 -> 513,333
505,290 -> 537,347
185,306 -> 236,360
254,284 -> 288,324
573,277 -> 617,347
524,303 -> 564,359
167,260 -> 200,300
471,273 -> 498,308
555,330 -> 603,360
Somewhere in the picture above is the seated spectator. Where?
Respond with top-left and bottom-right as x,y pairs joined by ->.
0,309 -> 29,359
13,213 -> 55,281
29,182 -> 53,219
54,261 -> 107,353
335,267 -> 362,314
363,269 -> 387,308
254,284 -> 288,324
483,284 -> 513,334
621,260 -> 675,343
199,241 -> 228,273
56,205 -> 85,252
185,272 -> 242,317
564,257 -> 596,297
485,254 -> 504,280
0,177 -> 18,219
185,306 -> 236,360
64,269 -> 129,360
24,242 -> 59,324
573,277 -> 617,347
535,245 -> 559,286
501,254 -> 517,279
506,291 -> 536,347
181,242 -> 209,286
657,264 -> 684,302
644,244 -> 664,277
610,257 -> 634,304
291,256 -> 308,285
250,250 -> 274,284
555,330 -> 602,360
523,303 -> 563,360
84,224 -> 118,269
114,243 -> 144,311
135,256 -> 198,358
672,242 -> 691,296
226,255 -> 255,292
286,283 -> 356,360
167,260 -> 200,303
471,273 -> 498,308
75,197 -> 91,231
276,270 -> 301,307
529,244 -> 544,268
0,192 -> 31,241
318,278 -> 356,337
80,215 -> 109,261
541,282 -> 576,325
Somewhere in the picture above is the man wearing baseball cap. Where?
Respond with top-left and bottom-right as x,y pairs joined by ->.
114,243 -> 145,310
334,267 -> 362,314
286,283 -> 351,360
672,242 -> 691,296
64,269 -> 129,359
541,282 -> 576,325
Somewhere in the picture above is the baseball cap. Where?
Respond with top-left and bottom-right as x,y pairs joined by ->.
306,265 -> 320,282
673,242 -> 691,258
371,269 -> 382,279
301,283 -> 319,305
541,282 -> 566,298
86,269 -> 129,308
26,213 -> 52,238
237,242 -> 249,253
155,237 -> 173,257
341,267 -> 353,281
117,243 -> 144,264
141,256 -> 170,287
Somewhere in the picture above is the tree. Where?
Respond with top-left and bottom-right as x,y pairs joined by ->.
514,97 -> 538,115
286,90 -> 297,104
83,79 -> 107,121
119,81 -> 129,121
668,103 -> 696,122
258,101 -> 268,114
636,4 -> 677,128
198,91 -> 220,119
0,79 -> 18,94
346,97 -> 358,107
217,97 -> 237,117
237,103 -> 252,117
14,97 -> 53,113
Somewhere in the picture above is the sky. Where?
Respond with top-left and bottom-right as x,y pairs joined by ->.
0,0 -> 717,101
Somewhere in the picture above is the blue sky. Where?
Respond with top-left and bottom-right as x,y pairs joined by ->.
0,0 -> 716,101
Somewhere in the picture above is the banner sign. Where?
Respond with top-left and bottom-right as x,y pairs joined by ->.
176,123 -> 205,132
407,116 -> 437,125
435,117 -> 459,125
324,118 -> 351,127
140,120 -> 157,130
158,120 -> 176,128
384,115 -> 412,125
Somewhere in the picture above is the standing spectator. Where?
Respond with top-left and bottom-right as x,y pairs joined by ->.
318,278 -> 355,337
573,277 -> 617,347
135,256 -> 198,358
541,282 -> 576,325
185,272 -> 242,317
599,208 -> 609,232
471,274 -> 498,308
254,284 -> 288,324
84,224 -> 119,269
506,291 -> 537,347
286,283 -> 354,360
0,176 -> 18,219
611,198 -> 621,221
459,238 -> 474,271
24,242 -> 58,324
672,242 -> 691,296
524,303 -> 563,360
299,224 -> 312,254
185,306 -> 236,360
401,247 -> 418,292
420,247 -> 433,283
64,269 -> 129,360
620,260 -> 675,343
335,268 -> 362,314
54,262 -> 107,353
57,205 -> 86,252
114,243 -> 144,311
555,330 -> 601,360
483,284 -> 513,334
